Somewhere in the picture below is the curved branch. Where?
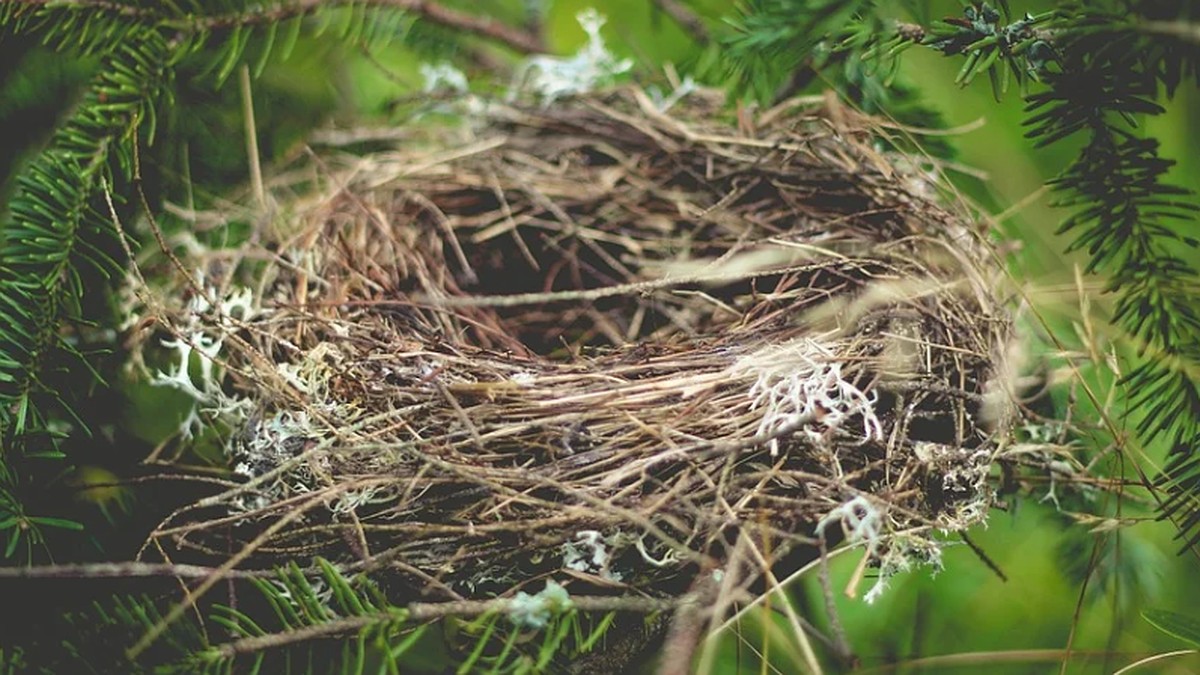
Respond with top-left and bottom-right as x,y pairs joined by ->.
5,0 -> 547,54
213,595 -> 679,659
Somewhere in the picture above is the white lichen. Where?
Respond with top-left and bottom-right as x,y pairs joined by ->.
635,533 -> 679,568
420,62 -> 469,93
816,495 -> 884,555
228,406 -> 367,515
232,410 -> 317,480
863,535 -> 945,604
562,529 -> 622,581
155,334 -> 221,401
1040,458 -> 1079,510
151,273 -> 259,438
510,9 -> 632,104
510,370 -> 537,386
646,75 -> 697,112
914,441 -> 993,529
817,496 -> 957,605
734,337 -> 883,456
274,343 -> 349,417
330,486 -> 390,516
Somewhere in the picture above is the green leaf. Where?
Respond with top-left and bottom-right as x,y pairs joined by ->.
4,531 -> 21,558
387,624 -> 426,660
457,614 -> 498,675
252,19 -> 278,78
577,612 -> 616,653
27,515 -> 84,531
1144,609 -> 1200,648
23,450 -> 67,460
214,26 -> 250,86
279,16 -> 303,60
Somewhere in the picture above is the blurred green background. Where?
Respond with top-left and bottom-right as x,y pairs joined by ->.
2,1 -> 1199,672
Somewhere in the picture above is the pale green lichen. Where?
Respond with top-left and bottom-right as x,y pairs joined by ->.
151,273 -> 258,438
508,581 -> 573,630
562,530 -> 625,581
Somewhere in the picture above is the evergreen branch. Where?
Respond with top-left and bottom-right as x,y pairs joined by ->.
22,558 -> 638,672
0,0 -> 537,559
3,0 -> 546,54
906,1 -> 1200,549
0,18 -> 170,561
1020,2 -> 1200,548
0,28 -> 168,436
722,2 -> 955,158
722,0 -> 872,103
210,595 -> 671,660
193,559 -> 633,671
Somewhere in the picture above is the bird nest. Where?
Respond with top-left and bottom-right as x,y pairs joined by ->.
134,87 -> 1013,659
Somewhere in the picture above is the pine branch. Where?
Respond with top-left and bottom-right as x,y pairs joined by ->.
35,558 -> 637,672
211,595 -> 669,659
0,0 -> 544,560
4,0 -> 546,54
883,1 -> 1200,551
723,0 -> 873,103
1020,2 -> 1200,549
722,2 -> 955,156
0,29 -> 168,434
0,19 -> 172,561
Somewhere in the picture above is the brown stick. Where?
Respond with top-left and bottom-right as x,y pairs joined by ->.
0,561 -> 275,579
656,574 -> 720,675
651,0 -> 709,45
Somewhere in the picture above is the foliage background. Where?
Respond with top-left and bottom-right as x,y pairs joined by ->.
1,0 -> 1199,672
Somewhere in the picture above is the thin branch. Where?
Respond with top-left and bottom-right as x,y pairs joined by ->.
382,0 -> 545,54
7,0 -> 547,54
657,575 -> 718,675
195,0 -> 547,54
409,259 -> 879,308
651,0 -> 709,45
214,595 -> 681,658
0,561 -> 277,579
958,531 -> 1008,582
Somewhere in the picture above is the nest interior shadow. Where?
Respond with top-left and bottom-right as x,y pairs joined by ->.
142,87 -> 1014,666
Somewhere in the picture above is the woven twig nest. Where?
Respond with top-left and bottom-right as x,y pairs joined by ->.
139,87 -> 1012,664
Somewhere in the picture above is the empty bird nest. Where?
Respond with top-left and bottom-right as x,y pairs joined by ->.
131,86 -> 1015,665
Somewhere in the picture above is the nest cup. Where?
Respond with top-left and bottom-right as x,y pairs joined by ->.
145,87 -> 1013,660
